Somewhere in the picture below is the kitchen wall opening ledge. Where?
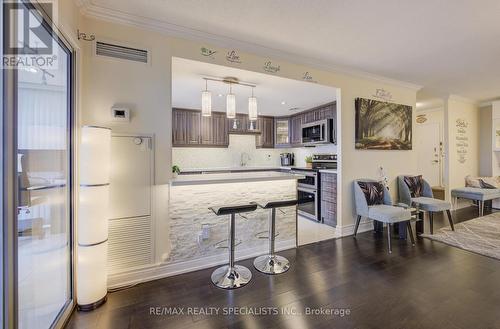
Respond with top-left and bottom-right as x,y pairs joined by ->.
167,171 -> 305,266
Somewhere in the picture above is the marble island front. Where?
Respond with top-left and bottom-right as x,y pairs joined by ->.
167,171 -> 304,264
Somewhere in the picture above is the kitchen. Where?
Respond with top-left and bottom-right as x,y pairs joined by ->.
170,57 -> 340,253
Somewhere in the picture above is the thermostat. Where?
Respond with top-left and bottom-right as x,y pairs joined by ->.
111,107 -> 130,122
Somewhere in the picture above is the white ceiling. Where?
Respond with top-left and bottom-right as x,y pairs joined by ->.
82,0 -> 500,102
172,57 -> 336,116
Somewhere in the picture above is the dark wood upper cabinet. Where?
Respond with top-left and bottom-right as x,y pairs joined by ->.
201,112 -> 228,147
228,113 -> 260,134
256,116 -> 274,148
172,108 -> 201,146
186,111 -> 201,144
173,108 -> 229,147
274,117 -> 290,148
290,115 -> 303,146
172,108 -> 188,146
288,101 -> 336,146
173,101 -> 335,148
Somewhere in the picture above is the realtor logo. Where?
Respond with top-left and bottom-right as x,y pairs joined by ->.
3,1 -> 58,70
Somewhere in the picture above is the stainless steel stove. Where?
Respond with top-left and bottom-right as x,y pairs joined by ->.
292,154 -> 337,222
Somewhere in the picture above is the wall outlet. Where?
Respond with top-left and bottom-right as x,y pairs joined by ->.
201,224 -> 210,240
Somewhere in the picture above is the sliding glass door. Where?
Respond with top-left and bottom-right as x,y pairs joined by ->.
3,2 -> 75,328
16,37 -> 73,329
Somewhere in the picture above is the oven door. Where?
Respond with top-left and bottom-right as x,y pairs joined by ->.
297,187 -> 319,221
294,171 -> 317,189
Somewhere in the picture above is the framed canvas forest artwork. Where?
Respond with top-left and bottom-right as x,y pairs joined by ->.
355,98 -> 413,150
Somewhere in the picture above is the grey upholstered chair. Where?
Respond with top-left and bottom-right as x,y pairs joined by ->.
397,175 -> 454,234
353,179 -> 414,253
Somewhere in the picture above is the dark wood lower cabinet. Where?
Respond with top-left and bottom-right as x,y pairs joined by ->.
320,172 -> 337,227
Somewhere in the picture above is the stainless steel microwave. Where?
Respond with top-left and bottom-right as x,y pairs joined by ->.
301,119 -> 336,146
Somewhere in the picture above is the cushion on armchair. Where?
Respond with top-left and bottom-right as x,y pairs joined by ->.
357,181 -> 384,206
404,175 -> 424,197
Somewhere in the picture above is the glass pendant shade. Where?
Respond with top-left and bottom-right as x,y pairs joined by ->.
248,96 -> 258,121
201,90 -> 212,117
226,93 -> 236,119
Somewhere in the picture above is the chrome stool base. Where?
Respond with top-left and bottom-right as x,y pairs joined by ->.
211,265 -> 252,289
253,255 -> 290,275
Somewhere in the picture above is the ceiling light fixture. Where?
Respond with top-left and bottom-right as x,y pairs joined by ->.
248,87 -> 258,121
281,101 -> 286,105
201,79 -> 212,117
226,83 -> 236,119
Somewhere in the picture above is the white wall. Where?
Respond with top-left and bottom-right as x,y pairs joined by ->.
491,101 -> 500,177
443,96 -> 480,199
79,15 -> 417,272
479,105 -> 493,176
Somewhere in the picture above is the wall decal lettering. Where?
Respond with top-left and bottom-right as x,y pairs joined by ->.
200,47 -> 217,59
226,50 -> 242,63
416,114 -> 427,124
373,88 -> 393,102
455,118 -> 469,163
263,61 -> 280,73
302,72 -> 317,83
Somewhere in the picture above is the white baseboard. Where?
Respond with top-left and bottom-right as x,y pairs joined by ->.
337,219 -> 373,237
107,239 -> 295,289
453,199 -> 473,210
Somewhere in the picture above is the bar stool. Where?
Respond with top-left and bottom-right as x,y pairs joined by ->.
208,203 -> 258,289
253,200 -> 297,274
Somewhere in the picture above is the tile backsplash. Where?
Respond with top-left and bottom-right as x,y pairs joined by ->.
172,134 -> 337,170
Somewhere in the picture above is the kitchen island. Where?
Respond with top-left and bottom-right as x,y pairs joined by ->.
167,171 -> 304,264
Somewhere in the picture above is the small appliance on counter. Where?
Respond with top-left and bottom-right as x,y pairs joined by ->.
280,153 -> 294,167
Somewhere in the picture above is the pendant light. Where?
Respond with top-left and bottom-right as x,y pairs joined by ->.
226,83 -> 236,119
248,87 -> 258,121
201,79 -> 212,117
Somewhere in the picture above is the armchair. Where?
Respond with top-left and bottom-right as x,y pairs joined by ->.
398,175 -> 454,234
354,179 -> 414,253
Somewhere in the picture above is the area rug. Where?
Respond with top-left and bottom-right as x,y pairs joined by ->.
422,212 -> 500,260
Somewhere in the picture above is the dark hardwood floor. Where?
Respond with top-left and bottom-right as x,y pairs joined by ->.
66,206 -> 500,329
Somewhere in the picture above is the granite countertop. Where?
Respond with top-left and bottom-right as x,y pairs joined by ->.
180,166 -> 293,174
319,169 -> 338,174
170,171 -> 305,186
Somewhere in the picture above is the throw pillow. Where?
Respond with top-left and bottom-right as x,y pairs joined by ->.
357,181 -> 385,206
404,175 -> 424,197
479,178 -> 498,189
465,175 -> 482,188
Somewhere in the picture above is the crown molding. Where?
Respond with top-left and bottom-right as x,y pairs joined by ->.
479,98 -> 500,108
74,0 -> 91,9
448,94 -> 479,106
76,1 -> 422,91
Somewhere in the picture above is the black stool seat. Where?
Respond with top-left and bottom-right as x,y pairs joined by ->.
255,200 -> 298,209
208,202 -> 257,289
209,203 -> 257,216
